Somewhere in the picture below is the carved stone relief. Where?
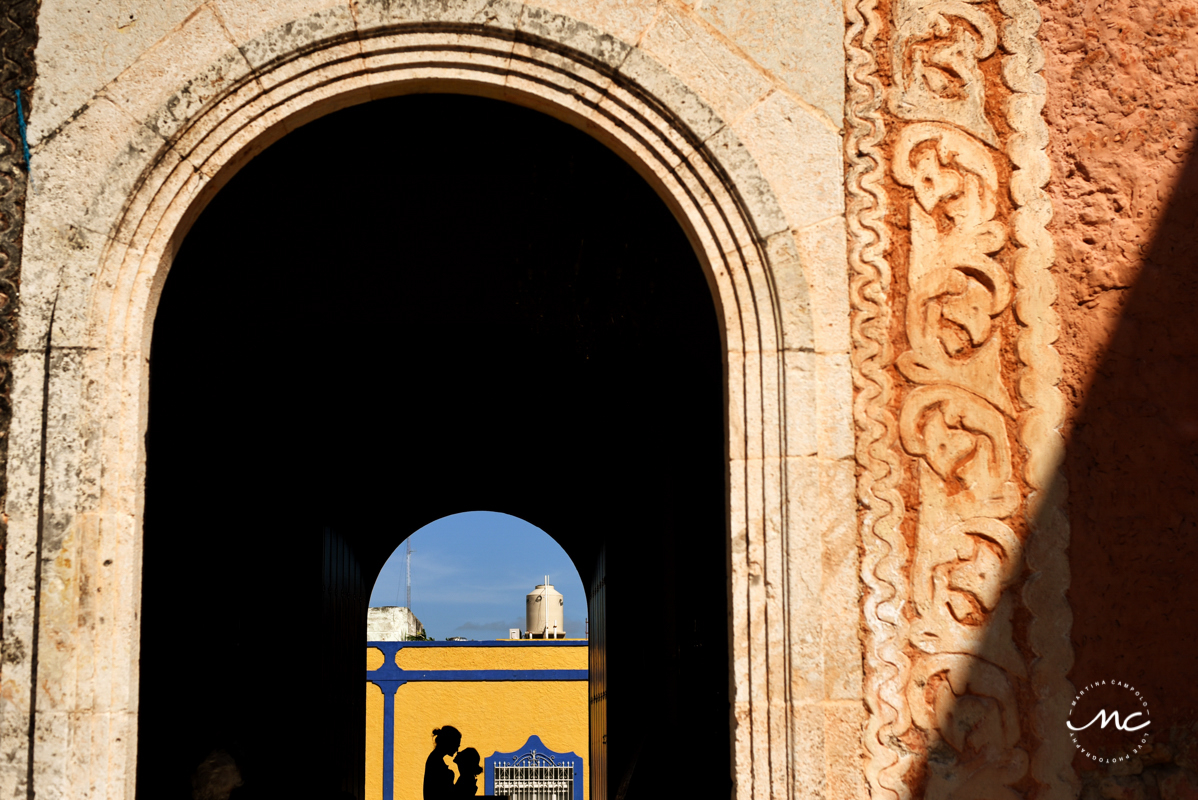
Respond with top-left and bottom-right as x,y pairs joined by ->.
847,0 -> 1075,795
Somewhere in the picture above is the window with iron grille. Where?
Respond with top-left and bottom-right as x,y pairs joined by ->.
485,735 -> 583,800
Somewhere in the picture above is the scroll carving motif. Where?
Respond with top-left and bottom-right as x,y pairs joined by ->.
890,0 -> 999,146
893,124 -> 1013,416
909,655 -> 1028,800
893,114 -> 1028,792
900,386 -> 1018,518
848,0 -> 1074,795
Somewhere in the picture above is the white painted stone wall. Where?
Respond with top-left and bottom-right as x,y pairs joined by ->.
367,606 -> 425,641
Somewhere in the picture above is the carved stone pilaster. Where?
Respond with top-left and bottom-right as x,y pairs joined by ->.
847,0 -> 1075,796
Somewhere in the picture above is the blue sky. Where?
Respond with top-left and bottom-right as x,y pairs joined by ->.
369,511 -> 587,641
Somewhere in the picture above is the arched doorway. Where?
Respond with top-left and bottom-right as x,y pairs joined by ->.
2,11 -> 853,798
367,512 -> 589,800
139,94 -> 727,798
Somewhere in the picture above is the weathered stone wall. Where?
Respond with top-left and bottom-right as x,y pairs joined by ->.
366,606 -> 425,641
1041,0 -> 1198,793
0,2 -> 857,799
12,0 -> 1198,796
0,0 -> 38,649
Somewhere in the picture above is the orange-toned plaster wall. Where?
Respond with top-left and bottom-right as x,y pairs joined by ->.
1041,0 -> 1198,772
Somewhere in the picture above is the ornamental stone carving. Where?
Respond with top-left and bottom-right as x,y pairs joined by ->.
890,0 -> 999,146
847,0 -> 1074,795
893,124 -> 1014,416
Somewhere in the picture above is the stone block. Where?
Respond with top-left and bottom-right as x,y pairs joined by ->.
359,30 -> 511,103
30,0 -> 201,142
213,0 -> 354,50
16,220 -> 103,352
759,348 -> 783,459
701,123 -> 789,241
785,455 -> 822,703
816,351 -> 853,461
820,458 -> 862,700
235,4 -> 359,70
591,76 -> 696,173
100,7 -> 250,144
741,349 -> 764,460
825,702 -> 868,800
354,0 -> 523,34
790,701 -> 827,799
21,98 -> 166,289
730,90 -> 843,233
695,0 -> 844,127
783,350 -> 818,457
519,5 -> 631,68
727,348 -> 746,461
677,143 -> 760,263
505,37 -> 615,127
638,5 -> 772,128
526,0 -> 657,46
796,216 -> 851,355
766,228 -> 816,353
617,47 -> 723,143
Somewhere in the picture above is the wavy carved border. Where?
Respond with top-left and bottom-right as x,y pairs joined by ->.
845,1 -> 913,799
846,0 -> 1077,796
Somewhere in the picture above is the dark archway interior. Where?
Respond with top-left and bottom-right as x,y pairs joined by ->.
140,94 -> 729,799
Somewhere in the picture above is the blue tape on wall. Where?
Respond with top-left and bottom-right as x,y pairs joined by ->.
14,89 -> 32,187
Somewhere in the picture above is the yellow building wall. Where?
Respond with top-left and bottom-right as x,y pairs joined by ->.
366,682 -> 384,800
366,644 -> 588,800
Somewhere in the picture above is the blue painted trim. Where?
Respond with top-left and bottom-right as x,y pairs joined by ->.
485,735 -> 584,800
367,666 -> 587,682
368,639 -> 586,648
366,641 -> 587,681
370,680 -> 403,800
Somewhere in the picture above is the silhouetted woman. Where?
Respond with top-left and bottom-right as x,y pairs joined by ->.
452,748 -> 484,798
423,726 -> 462,800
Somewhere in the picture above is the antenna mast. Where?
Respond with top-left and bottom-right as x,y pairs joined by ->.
405,539 -> 414,609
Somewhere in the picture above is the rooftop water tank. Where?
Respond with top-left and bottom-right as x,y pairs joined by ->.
526,576 -> 565,639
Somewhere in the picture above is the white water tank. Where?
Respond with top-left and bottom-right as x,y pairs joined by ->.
526,577 -> 565,638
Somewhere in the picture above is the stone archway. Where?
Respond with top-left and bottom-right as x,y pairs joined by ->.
140,90 -> 731,800
0,5 -> 855,800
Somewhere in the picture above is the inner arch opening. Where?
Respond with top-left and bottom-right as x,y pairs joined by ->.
366,511 -> 589,799
368,511 -> 586,641
140,93 -> 728,799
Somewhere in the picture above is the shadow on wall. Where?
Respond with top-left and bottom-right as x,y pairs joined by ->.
886,95 -> 1198,800
1059,122 -> 1198,795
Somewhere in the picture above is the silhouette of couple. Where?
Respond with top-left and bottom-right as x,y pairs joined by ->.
423,726 -> 483,799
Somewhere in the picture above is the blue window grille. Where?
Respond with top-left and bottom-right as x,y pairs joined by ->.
485,735 -> 583,800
